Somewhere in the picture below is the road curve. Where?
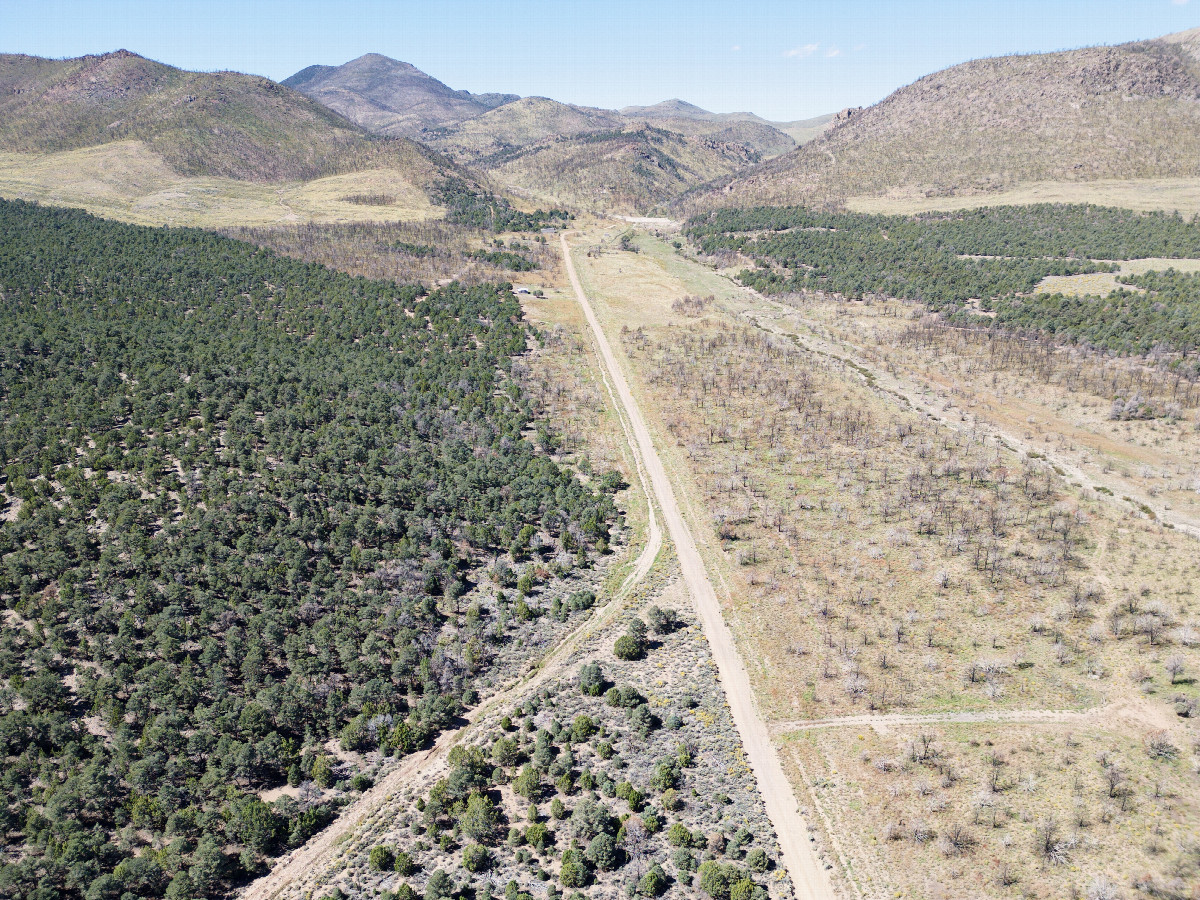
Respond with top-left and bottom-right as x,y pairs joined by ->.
560,232 -> 836,900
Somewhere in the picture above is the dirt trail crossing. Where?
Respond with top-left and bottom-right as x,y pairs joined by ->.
560,232 -> 837,900
770,697 -> 1179,737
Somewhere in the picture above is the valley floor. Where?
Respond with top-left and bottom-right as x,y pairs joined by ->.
561,225 -> 1199,900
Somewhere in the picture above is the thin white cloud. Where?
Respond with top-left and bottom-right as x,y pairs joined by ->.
853,43 -> 867,52
1171,0 -> 1188,6
825,47 -> 842,58
731,44 -> 741,52
784,43 -> 819,58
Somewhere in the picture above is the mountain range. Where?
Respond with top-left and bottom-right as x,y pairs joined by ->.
281,52 -> 825,159
3,28 -> 1200,220
278,53 -> 832,210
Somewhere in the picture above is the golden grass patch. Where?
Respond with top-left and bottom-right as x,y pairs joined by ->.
0,141 -> 437,227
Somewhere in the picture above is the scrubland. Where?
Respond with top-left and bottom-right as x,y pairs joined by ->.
568,228 -> 1200,899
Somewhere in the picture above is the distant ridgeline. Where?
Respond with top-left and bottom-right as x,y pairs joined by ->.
687,204 -> 1200,356
0,200 -> 616,899
431,176 -> 573,232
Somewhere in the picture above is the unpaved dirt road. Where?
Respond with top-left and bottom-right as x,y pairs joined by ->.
241,312 -> 664,900
770,696 -> 1180,737
561,233 -> 836,900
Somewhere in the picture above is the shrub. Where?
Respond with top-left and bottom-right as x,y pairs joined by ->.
369,845 -> 396,872
661,788 -> 681,811
424,870 -> 453,900
559,849 -> 589,888
550,797 -> 566,820
394,851 -> 416,876
585,834 -> 619,871
463,844 -> 491,873
395,886 -> 419,900
613,634 -> 643,661
667,823 -> 691,847
745,848 -> 768,873
639,864 -> 668,897
571,715 -> 598,742
578,662 -> 605,696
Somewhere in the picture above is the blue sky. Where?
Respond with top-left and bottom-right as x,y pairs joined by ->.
2,1 -> 1197,120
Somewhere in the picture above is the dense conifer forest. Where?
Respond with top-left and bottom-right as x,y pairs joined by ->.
687,204 -> 1200,354
0,200 -> 617,900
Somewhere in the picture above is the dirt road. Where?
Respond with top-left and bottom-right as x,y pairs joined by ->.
560,233 -> 836,900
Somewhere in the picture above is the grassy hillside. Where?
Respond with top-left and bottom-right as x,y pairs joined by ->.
0,141 -> 448,227
687,28 -> 1200,210
0,51 -> 442,183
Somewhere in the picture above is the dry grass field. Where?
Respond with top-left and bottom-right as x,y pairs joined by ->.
772,295 -> 1200,540
846,178 -> 1200,218
567,227 -> 1200,899
0,141 -> 439,227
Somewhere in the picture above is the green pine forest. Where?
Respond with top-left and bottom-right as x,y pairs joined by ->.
687,203 -> 1200,357
0,200 -> 618,900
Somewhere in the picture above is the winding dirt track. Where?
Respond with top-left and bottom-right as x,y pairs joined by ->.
560,233 -> 836,900
241,289 -> 664,900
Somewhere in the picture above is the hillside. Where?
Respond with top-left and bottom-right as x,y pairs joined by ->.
687,28 -> 1200,210
770,112 -> 835,145
423,96 -> 624,161
282,53 -> 518,135
0,50 -> 441,183
475,124 -> 758,213
620,99 -> 817,157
